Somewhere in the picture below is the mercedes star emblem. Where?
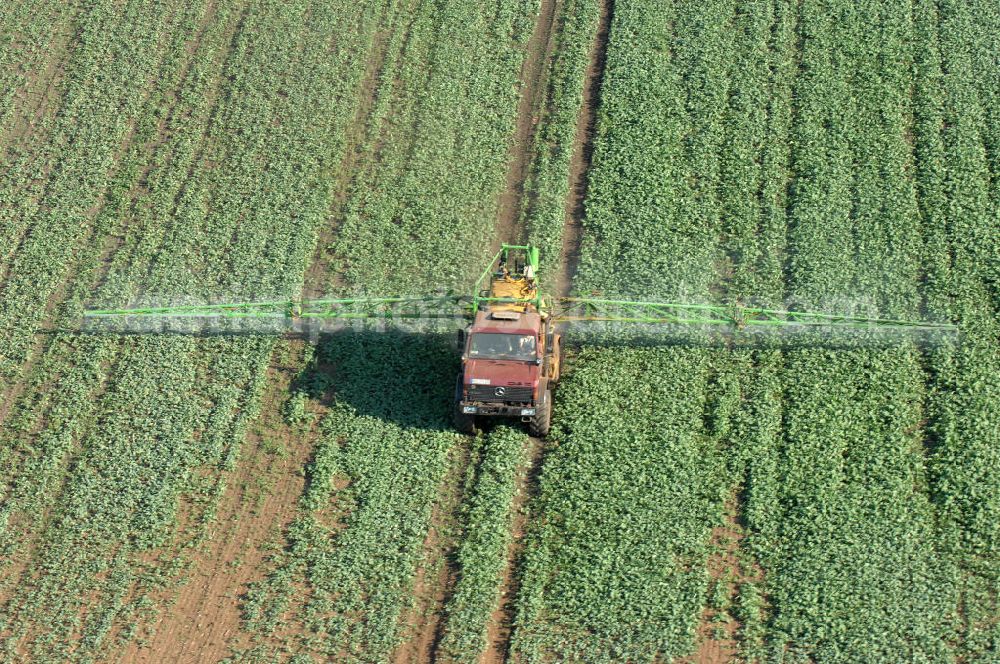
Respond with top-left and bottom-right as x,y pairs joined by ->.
494,386 -> 506,397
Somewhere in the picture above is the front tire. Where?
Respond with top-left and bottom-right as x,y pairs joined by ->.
528,387 -> 552,437
454,375 -> 477,435
455,408 -> 477,435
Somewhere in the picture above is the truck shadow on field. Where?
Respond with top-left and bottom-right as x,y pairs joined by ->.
289,327 -> 462,432
69,323 -> 464,432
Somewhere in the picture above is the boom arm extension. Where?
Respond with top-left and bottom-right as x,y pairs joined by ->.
84,295 -> 957,332
554,298 -> 958,331
81,243 -> 957,333
84,295 -> 468,321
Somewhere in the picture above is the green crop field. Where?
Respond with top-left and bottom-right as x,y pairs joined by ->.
0,0 -> 996,663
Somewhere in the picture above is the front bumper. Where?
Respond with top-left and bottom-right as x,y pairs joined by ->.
460,401 -> 537,418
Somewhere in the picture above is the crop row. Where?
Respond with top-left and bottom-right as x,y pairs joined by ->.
0,0 -> 177,379
749,1 -> 993,658
740,1 -> 999,658
919,0 -> 1000,656
0,2 -> 77,174
572,0 -> 729,300
513,347 -> 728,662
0,1 -> 216,656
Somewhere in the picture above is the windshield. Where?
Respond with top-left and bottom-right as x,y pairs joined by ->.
468,333 -> 537,361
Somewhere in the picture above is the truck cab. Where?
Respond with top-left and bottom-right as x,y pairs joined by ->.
454,245 -> 561,436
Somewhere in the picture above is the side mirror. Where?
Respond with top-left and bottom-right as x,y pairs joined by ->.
456,328 -> 466,350
535,357 -> 543,366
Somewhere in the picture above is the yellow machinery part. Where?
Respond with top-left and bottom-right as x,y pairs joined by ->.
490,276 -> 537,312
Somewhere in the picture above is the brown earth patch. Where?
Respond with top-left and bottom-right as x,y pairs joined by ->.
117,340 -> 323,664
0,7 -> 77,168
493,0 -> 561,249
482,435 -> 544,664
553,0 -> 613,300
680,500 -> 764,664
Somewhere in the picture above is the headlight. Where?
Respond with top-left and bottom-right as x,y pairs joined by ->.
521,408 -> 536,416
462,406 -> 477,414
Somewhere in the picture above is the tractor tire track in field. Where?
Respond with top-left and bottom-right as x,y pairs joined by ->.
388,2 -> 567,660
553,0 -> 612,301
493,0 -> 561,249
681,498 -> 763,664
382,0 -> 561,662
486,1 -> 614,662
398,0 -> 565,660
482,435 -> 544,664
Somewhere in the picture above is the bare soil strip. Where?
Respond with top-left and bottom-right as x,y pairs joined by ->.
680,499 -> 764,664
494,0 -> 561,248
553,0 -> 613,300
120,342 -> 321,664
394,442 -> 473,664
482,435 -> 544,664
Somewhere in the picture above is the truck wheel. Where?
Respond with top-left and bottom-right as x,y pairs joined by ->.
454,375 -> 477,435
455,407 -> 477,435
551,335 -> 564,383
528,387 -> 552,437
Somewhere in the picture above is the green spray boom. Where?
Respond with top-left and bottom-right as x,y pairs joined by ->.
83,244 -> 958,334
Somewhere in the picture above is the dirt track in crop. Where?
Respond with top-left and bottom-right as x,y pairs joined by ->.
553,0 -> 613,301
484,1 -> 614,661
482,435 -> 544,664
378,2 -> 569,660
118,343 -> 320,664
493,0 -> 561,249
681,497 -> 765,664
